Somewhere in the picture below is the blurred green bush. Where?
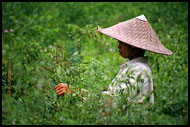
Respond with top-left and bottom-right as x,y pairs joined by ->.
2,2 -> 188,125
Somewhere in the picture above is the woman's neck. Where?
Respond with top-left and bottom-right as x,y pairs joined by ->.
128,55 -> 143,61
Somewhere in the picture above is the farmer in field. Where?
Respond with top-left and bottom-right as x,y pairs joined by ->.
54,14 -> 172,104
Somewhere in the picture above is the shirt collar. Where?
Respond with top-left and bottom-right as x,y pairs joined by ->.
120,56 -> 148,70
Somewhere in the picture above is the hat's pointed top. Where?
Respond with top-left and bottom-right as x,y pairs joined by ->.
136,14 -> 147,21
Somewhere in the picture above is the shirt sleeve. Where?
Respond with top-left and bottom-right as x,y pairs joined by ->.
128,64 -> 152,103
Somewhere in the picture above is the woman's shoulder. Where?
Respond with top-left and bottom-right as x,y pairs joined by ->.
119,57 -> 152,77
125,61 -> 152,75
132,62 -> 151,70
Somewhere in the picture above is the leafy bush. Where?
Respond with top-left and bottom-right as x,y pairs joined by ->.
2,2 -> 188,125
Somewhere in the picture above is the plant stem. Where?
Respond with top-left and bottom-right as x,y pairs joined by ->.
8,58 -> 11,99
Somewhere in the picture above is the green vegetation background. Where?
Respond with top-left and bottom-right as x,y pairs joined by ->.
2,2 -> 188,125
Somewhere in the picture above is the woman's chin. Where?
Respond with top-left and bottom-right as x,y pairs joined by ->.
119,52 -> 127,58
119,53 -> 123,57
120,54 -> 125,58
122,55 -> 128,59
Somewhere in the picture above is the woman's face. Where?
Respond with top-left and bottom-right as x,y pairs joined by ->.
118,41 -> 132,58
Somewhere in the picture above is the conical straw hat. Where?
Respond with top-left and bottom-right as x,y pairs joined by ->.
97,14 -> 173,55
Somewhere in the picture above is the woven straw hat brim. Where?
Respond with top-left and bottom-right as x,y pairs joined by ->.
97,16 -> 173,55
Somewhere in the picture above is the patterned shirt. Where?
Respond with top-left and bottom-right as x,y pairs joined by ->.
102,57 -> 154,104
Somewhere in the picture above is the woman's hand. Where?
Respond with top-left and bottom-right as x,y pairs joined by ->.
54,83 -> 73,95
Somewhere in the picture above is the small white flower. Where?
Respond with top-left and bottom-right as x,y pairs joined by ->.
109,48 -> 113,52
44,48 -> 47,52
10,29 -> 14,32
49,45 -> 53,48
73,51 -> 78,56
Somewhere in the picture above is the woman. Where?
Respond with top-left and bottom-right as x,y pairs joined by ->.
102,40 -> 154,104
54,14 -> 172,104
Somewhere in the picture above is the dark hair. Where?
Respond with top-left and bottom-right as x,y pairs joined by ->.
126,43 -> 145,60
131,46 -> 145,57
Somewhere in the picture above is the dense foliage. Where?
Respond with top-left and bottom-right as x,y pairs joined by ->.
2,2 -> 188,125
